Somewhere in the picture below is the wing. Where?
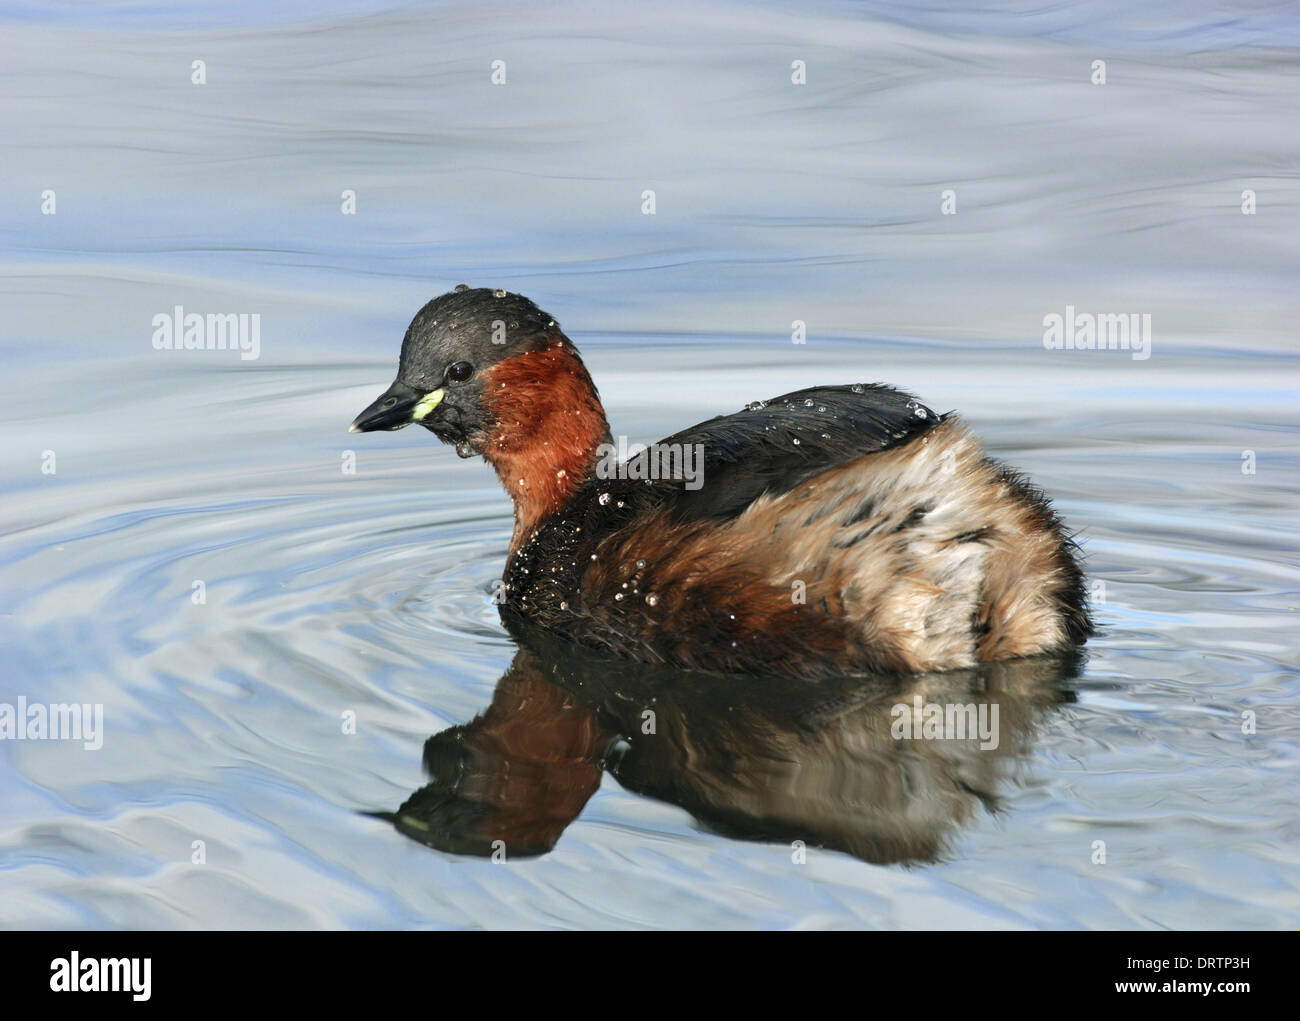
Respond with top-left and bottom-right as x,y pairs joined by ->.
628,384 -> 944,522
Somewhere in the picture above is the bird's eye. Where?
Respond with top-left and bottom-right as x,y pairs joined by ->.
445,361 -> 473,383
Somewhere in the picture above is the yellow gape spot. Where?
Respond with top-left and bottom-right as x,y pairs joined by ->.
412,388 -> 445,421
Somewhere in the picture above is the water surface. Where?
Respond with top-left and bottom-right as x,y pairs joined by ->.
1,1 -> 1297,929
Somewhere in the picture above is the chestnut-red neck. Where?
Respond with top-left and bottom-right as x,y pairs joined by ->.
481,339 -> 611,553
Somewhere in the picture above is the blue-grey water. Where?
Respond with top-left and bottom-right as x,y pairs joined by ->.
1,1 -> 1297,928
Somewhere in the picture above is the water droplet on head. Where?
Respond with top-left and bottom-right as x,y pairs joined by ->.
636,559 -> 646,570
559,601 -> 568,611
614,593 -> 624,601
792,437 -> 801,445
746,400 -> 766,412
851,384 -> 864,394
454,284 -> 469,292
493,289 -> 507,298
598,492 -> 611,505
645,593 -> 659,607
803,398 -> 814,407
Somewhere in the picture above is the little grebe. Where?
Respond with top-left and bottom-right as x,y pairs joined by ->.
350,287 -> 1091,677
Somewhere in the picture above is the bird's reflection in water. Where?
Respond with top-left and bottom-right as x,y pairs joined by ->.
379,624 -> 1082,864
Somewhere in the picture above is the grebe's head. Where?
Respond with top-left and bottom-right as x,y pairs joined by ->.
350,286 -> 611,543
349,285 -> 570,457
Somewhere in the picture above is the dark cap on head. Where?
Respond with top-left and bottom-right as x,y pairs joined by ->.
396,287 -> 560,391
348,286 -> 566,449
